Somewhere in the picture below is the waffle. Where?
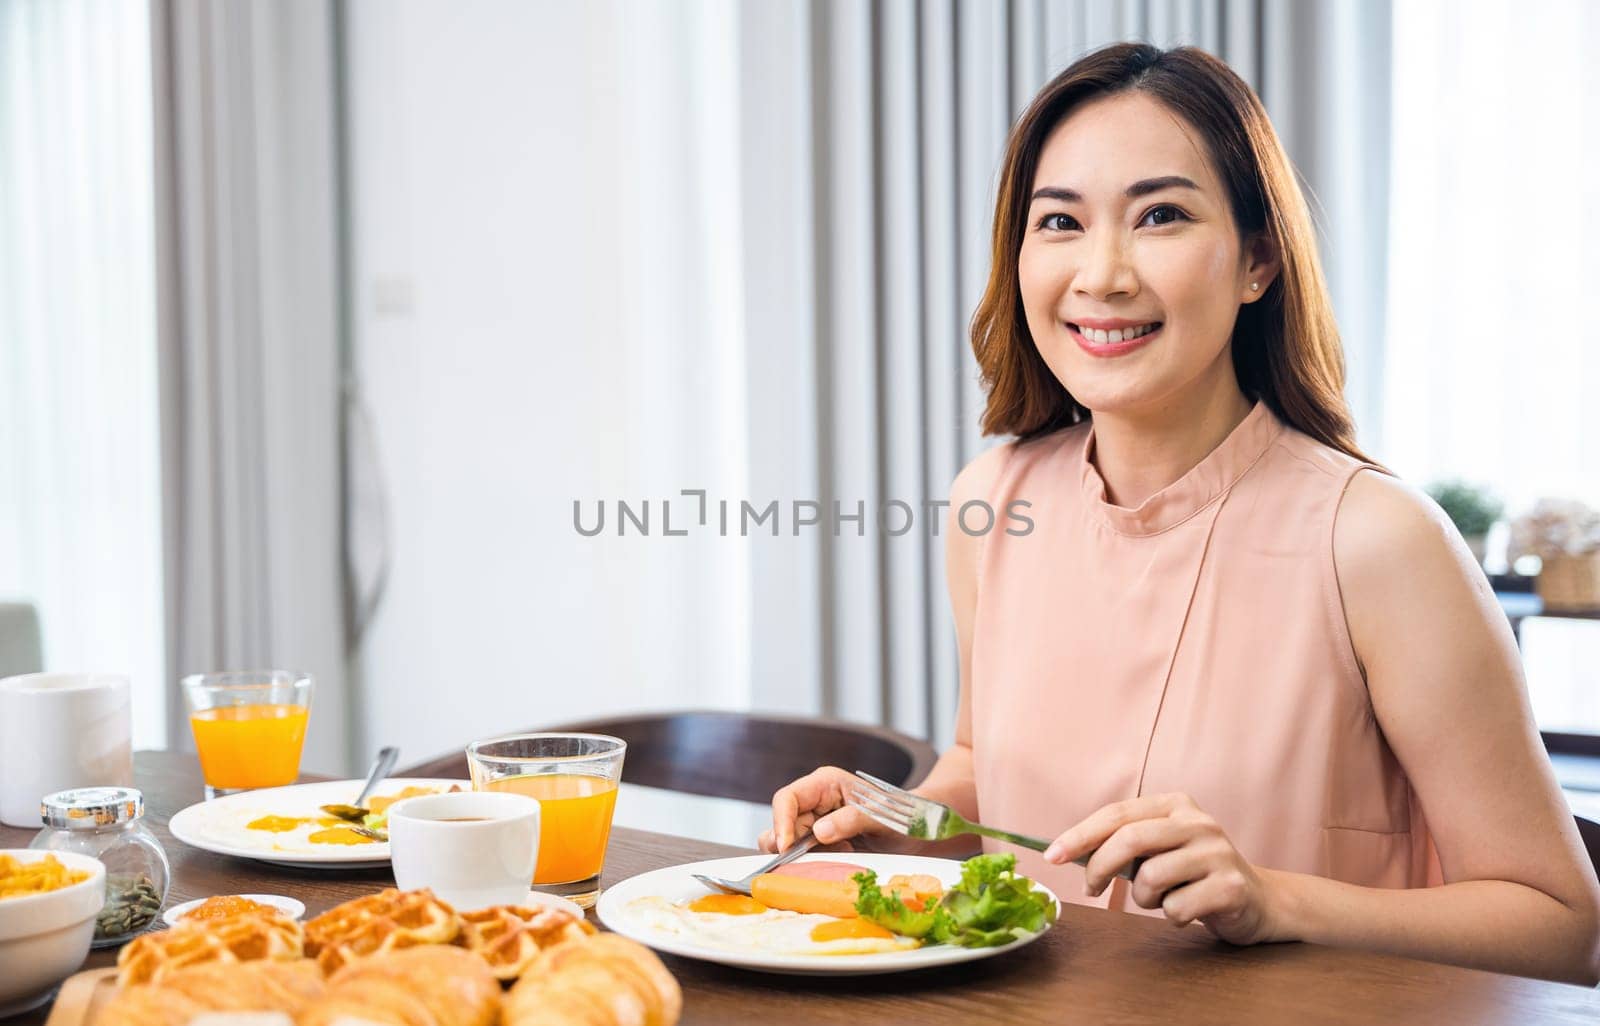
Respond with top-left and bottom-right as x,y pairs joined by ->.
303,886 -> 463,975
456,904 -> 597,980
116,910 -> 304,987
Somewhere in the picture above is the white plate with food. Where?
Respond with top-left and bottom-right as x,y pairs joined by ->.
162,893 -> 308,928
168,779 -> 466,867
596,851 -> 1057,976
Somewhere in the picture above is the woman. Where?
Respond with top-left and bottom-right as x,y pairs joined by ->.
760,43 -> 1600,984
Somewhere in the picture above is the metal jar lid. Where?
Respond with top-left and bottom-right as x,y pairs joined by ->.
40,787 -> 144,828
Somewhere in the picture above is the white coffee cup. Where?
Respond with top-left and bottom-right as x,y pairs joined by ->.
387,791 -> 541,910
0,673 -> 133,827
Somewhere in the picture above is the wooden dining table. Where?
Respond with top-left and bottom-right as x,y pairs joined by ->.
5,751 -> 1598,1025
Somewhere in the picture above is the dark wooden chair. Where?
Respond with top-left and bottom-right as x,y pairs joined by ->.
1542,732 -> 1600,880
398,710 -> 940,805
1578,817 -> 1600,883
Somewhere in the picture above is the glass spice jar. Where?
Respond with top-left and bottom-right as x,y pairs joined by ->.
30,787 -> 171,946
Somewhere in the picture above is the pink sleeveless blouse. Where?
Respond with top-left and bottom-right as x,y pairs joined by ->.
970,401 -> 1442,915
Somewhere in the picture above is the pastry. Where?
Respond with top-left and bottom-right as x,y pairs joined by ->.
303,887 -> 463,975
97,958 -> 323,1026
456,904 -> 596,980
104,887 -> 681,1026
504,935 -> 682,1026
297,945 -> 499,1026
116,910 -> 305,987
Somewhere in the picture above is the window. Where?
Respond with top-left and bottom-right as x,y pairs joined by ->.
1383,0 -> 1600,526
0,0 -> 166,745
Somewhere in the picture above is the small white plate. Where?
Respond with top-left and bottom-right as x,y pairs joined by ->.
160,889 -> 580,927
168,778 -> 467,868
516,889 -> 587,920
595,852 -> 1055,976
163,894 -> 306,928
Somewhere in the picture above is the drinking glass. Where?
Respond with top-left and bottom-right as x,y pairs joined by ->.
180,671 -> 313,799
465,733 -> 626,909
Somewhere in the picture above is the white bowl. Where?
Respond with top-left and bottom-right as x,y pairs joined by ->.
0,849 -> 106,1017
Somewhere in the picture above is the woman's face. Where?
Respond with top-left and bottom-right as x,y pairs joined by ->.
1017,91 -> 1273,418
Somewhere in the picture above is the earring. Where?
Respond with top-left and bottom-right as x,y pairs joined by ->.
1249,282 -> 1260,291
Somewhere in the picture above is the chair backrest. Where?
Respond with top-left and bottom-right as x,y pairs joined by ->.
1578,816 -> 1600,883
399,710 -> 940,804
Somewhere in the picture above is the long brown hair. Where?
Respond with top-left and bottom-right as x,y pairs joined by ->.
970,43 -> 1369,462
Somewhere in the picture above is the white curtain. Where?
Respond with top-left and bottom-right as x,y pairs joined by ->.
150,0 -> 349,772
1383,0 -> 1600,514
0,0 -> 167,747
1261,0 -> 1393,453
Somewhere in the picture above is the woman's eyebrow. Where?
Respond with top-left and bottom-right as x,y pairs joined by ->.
1030,175 -> 1201,204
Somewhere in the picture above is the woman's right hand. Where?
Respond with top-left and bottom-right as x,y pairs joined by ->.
759,765 -> 891,854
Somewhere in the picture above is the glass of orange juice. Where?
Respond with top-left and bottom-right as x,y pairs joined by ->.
465,733 -> 625,909
181,671 -> 313,800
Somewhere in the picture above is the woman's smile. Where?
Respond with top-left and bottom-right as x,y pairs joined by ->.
1067,319 -> 1165,358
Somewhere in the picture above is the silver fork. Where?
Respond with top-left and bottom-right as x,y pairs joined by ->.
849,771 -> 1142,881
692,832 -> 822,896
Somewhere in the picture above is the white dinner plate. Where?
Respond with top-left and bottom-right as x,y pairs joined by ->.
167,778 -> 467,868
595,852 -> 1055,976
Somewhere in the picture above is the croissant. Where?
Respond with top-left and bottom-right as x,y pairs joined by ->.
296,944 -> 500,1026
96,959 -> 324,1026
504,935 -> 682,1026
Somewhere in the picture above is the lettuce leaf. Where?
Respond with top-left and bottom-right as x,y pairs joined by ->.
853,853 -> 1058,949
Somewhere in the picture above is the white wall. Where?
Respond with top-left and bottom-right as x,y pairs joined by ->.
343,0 -> 756,767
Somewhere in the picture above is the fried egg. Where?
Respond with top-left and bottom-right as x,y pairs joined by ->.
190,807 -> 381,854
625,895 -> 922,956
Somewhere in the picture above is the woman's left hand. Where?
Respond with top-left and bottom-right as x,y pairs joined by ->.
1043,792 -> 1290,945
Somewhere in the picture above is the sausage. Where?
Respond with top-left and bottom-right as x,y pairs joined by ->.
768,860 -> 868,882
751,873 -> 860,918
